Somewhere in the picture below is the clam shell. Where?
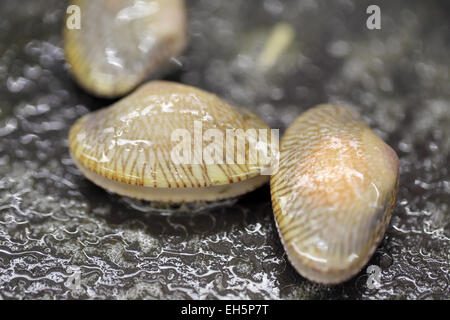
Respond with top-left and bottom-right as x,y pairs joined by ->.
69,81 -> 271,203
270,104 -> 399,284
64,0 -> 187,98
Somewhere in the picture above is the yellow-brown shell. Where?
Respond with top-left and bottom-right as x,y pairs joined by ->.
69,81 -> 271,202
270,104 -> 399,284
64,0 -> 187,98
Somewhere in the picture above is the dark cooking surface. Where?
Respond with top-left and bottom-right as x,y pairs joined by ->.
0,0 -> 449,299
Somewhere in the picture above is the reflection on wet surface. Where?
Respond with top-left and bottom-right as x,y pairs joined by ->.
0,0 -> 449,299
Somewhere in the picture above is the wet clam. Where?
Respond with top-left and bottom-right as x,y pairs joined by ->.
64,0 -> 187,98
69,81 -> 271,203
271,104 -> 399,284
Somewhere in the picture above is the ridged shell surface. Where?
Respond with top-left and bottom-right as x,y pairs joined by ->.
270,104 -> 399,284
69,81 -> 271,202
64,0 -> 187,98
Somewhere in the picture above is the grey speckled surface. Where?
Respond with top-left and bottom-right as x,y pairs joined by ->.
0,0 -> 449,299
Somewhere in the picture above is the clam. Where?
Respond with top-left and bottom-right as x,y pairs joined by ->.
271,104 -> 399,284
64,0 -> 187,98
69,81 -> 272,203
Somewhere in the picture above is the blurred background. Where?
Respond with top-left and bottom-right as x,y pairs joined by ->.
0,0 -> 448,299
